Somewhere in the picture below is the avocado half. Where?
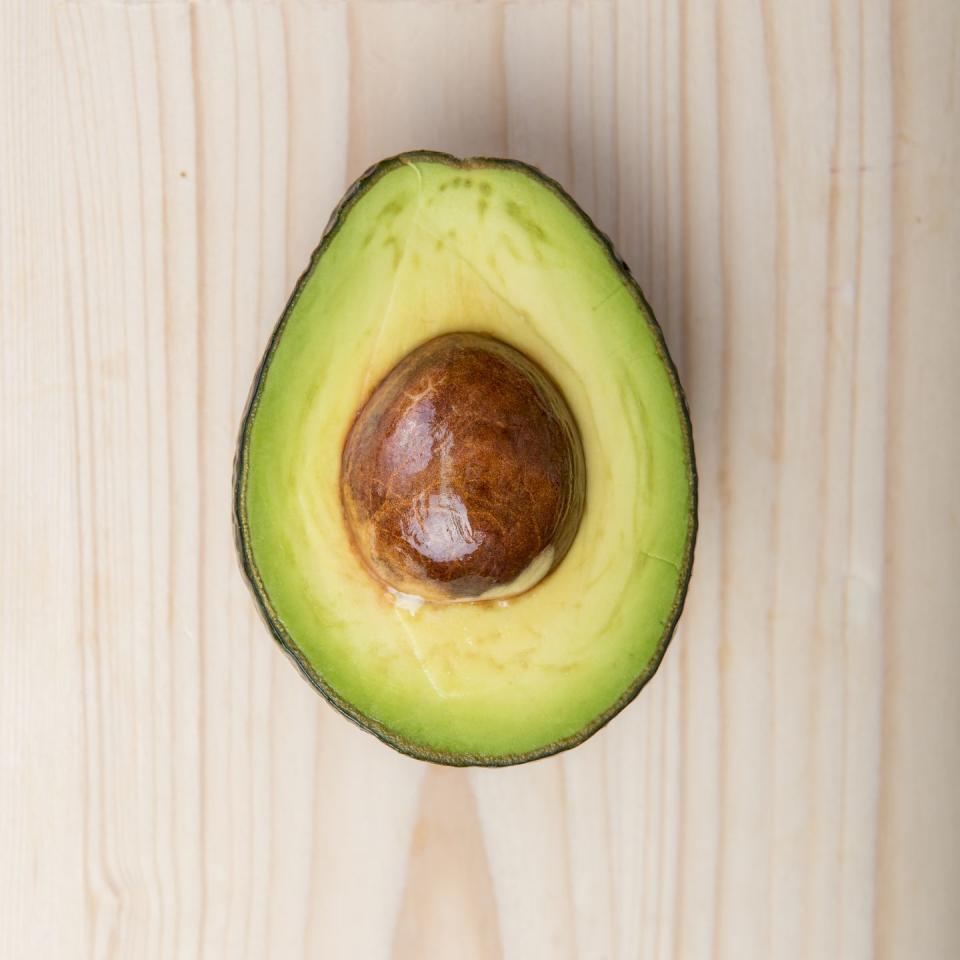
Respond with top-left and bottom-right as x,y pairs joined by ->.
234,151 -> 697,766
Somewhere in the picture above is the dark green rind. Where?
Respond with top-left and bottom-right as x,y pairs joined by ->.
233,150 -> 699,767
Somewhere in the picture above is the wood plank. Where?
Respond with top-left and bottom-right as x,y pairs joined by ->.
1,1 -> 958,957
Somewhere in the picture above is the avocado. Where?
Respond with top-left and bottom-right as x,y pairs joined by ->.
234,151 -> 697,766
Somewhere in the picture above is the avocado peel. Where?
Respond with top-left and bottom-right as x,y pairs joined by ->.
234,151 -> 698,766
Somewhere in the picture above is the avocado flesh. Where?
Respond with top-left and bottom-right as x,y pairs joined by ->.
236,152 -> 696,764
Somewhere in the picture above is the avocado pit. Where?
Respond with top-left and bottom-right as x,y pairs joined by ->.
341,332 -> 586,602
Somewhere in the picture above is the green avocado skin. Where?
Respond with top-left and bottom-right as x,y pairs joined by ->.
233,150 -> 698,767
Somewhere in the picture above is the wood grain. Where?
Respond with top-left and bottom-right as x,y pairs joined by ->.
2,1 -> 958,957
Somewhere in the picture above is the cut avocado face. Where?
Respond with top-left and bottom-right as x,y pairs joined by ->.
234,152 -> 697,765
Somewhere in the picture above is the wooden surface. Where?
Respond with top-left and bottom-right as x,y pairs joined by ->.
2,1 -> 959,957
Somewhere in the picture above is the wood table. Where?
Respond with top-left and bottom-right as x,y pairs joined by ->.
3,1 -> 958,957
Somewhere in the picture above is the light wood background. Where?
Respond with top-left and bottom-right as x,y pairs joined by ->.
2,1 -> 959,957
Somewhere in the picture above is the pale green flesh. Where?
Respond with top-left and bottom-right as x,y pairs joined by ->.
241,158 -> 693,760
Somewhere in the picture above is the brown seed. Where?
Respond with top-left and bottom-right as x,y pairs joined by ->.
340,332 -> 586,602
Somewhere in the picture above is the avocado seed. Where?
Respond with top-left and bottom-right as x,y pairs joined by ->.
340,332 -> 586,602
